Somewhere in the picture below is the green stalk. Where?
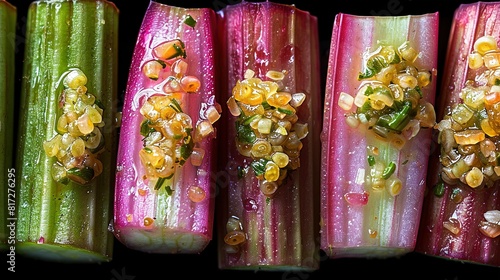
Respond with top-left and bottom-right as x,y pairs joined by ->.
16,0 -> 118,263
0,0 -> 16,250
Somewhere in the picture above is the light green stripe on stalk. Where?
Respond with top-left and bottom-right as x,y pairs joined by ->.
364,16 -> 410,246
16,0 -> 118,262
264,200 -> 273,263
0,1 -> 15,249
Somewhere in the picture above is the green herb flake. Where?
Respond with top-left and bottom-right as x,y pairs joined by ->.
367,155 -> 376,166
382,162 -> 396,179
165,186 -> 174,196
183,15 -> 197,28
433,181 -> 445,197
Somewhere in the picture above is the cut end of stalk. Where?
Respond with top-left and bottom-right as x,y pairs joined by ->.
325,245 -> 411,259
113,227 -> 210,254
17,242 -> 112,263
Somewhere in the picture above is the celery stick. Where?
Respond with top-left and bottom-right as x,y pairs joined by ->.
113,2 -> 220,254
321,13 -> 439,258
216,2 -> 321,271
417,2 -> 500,267
0,0 -> 16,251
15,0 -> 119,263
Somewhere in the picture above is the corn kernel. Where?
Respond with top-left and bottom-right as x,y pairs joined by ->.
63,69 -> 88,89
224,230 -> 246,246
71,138 -> 86,157
251,140 -> 272,158
474,35 -> 498,55
272,152 -> 289,168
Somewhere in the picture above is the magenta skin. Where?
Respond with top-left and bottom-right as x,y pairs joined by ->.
113,1 -> 218,254
216,2 -> 322,271
416,2 -> 500,267
320,12 -> 439,258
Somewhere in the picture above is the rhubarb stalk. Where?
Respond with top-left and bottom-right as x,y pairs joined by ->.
15,0 -> 119,263
321,13 -> 439,258
113,2 -> 220,254
0,0 -> 15,250
416,2 -> 500,267
216,2 -> 321,270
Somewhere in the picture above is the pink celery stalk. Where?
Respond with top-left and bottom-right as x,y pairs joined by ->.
216,1 -> 321,271
113,1 -> 219,254
321,13 -> 439,258
416,2 -> 500,266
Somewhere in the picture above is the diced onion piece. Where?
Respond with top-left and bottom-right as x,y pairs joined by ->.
290,92 -> 306,108
257,118 -> 272,134
244,69 -> 255,79
226,216 -> 243,232
268,91 -> 292,107
483,51 -> 500,69
205,105 -> 221,124
479,221 -> 500,238
484,210 -> 500,224
266,70 -> 285,81
354,85 -> 369,107
275,125 -> 288,135
153,39 -> 186,60
142,60 -> 164,80
196,120 -> 214,139
172,59 -> 188,75
227,96 -> 241,116
190,147 -> 205,166
468,52 -> 484,69
451,103 -> 474,125
338,92 -> 354,111
453,129 -> 485,145
485,90 -> 500,106
293,123 -> 309,140
386,177 -> 402,196
443,218 -> 461,235
480,118 -> 498,137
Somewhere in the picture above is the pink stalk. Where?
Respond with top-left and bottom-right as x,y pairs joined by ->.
416,2 -> 500,266
216,1 -> 322,271
113,1 -> 220,254
321,12 -> 439,258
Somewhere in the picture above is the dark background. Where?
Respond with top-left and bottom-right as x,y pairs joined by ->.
6,0 -> 500,279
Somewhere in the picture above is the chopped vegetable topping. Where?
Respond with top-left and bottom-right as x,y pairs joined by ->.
137,37 -> 220,192
223,216 -> 247,249
183,14 -> 197,28
229,69 -> 308,197
436,36 -> 500,190
337,41 -> 436,197
43,68 -> 105,185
